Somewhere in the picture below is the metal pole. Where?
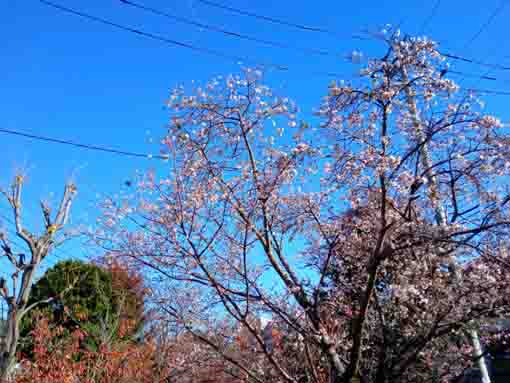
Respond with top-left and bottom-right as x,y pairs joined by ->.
397,41 -> 492,383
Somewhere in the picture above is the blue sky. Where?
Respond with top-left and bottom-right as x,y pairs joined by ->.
2,0 -> 510,268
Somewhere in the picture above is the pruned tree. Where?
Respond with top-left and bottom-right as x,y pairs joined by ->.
0,175 -> 76,381
97,31 -> 510,383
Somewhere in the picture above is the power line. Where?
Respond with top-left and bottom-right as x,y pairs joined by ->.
2,97 -> 510,174
454,0 -> 508,88
448,70 -> 497,81
0,128 -> 168,160
441,52 -> 510,72
33,2 -> 510,97
40,0 -> 355,78
192,0 -> 506,78
39,0 -> 287,71
195,0 -> 367,40
463,0 -> 508,50
446,69 -> 510,87
120,0 -> 334,57
44,0 -> 510,83
189,0 -> 510,75
465,88 -> 510,96
419,0 -> 441,34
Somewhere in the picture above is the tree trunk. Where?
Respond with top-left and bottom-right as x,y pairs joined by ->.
0,306 -> 19,382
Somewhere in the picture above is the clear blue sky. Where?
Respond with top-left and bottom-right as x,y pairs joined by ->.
1,0 -> 510,265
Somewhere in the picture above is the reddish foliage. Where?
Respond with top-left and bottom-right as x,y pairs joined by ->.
16,315 -> 167,383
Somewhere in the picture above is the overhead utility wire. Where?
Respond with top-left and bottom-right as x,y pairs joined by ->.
40,0 -> 355,78
441,52 -> 510,71
0,128 -> 168,160
43,0 -> 510,82
193,0 -> 510,73
446,0 -> 508,80
419,0 -> 441,34
448,70 -> 497,81
37,1 -> 510,96
195,0 -> 367,40
39,0 -> 288,71
460,0 -> 508,88
462,0 -> 508,50
465,88 -> 510,96
119,0 -> 333,57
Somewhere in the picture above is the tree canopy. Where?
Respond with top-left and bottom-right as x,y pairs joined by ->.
5,30 -> 510,383
21,259 -> 145,356
96,32 -> 510,383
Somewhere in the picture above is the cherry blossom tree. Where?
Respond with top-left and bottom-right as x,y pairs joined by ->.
0,175 -> 77,381
97,31 -> 510,383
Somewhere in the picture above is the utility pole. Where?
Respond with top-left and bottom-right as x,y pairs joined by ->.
395,39 -> 492,383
